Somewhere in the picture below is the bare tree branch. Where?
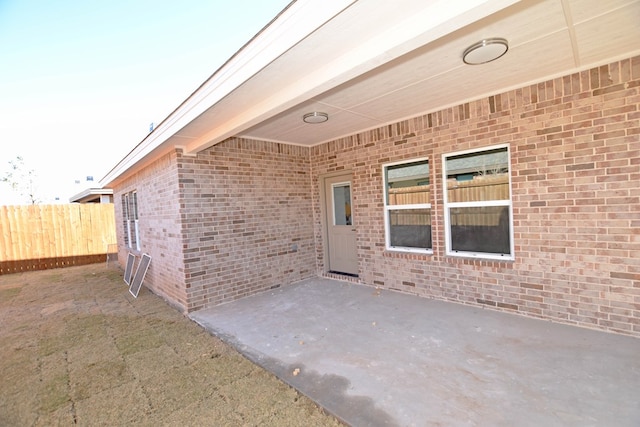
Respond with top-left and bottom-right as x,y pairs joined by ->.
1,156 -> 41,204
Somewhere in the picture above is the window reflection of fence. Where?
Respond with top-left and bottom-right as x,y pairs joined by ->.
447,175 -> 509,227
387,177 -> 509,226
447,174 -> 509,202
389,209 -> 431,225
449,206 -> 507,226
388,185 -> 430,205
388,186 -> 430,226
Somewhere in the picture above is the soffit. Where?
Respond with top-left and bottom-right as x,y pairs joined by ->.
235,0 -> 640,146
171,0 -> 523,153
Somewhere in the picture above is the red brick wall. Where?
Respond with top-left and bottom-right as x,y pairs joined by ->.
112,56 -> 638,334
113,150 -> 189,311
113,140 -> 315,313
311,56 -> 640,336
178,138 -> 315,312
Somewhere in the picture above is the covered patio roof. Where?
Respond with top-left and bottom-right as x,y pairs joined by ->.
101,0 -> 640,187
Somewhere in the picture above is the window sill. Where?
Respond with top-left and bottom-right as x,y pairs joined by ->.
446,250 -> 514,262
384,248 -> 433,259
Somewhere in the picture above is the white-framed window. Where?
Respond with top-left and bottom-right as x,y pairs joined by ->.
122,193 -> 131,247
383,158 -> 432,253
443,144 -> 514,260
130,191 -> 140,251
122,191 -> 140,251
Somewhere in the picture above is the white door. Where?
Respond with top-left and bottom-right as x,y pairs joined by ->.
325,175 -> 358,276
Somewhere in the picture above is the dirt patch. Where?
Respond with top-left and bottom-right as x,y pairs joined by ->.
0,264 -> 343,426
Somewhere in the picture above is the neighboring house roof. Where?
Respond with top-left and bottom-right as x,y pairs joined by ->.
446,149 -> 509,176
100,0 -> 640,188
69,188 -> 114,203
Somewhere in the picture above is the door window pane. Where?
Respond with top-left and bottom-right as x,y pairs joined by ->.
333,183 -> 352,225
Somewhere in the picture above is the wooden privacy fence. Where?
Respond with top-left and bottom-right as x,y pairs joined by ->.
0,204 -> 117,274
446,174 -> 509,203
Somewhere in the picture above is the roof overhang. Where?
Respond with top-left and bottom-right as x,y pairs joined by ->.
100,0 -> 640,188
69,188 -> 114,203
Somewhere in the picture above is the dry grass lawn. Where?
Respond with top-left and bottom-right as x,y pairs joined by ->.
0,263 -> 343,426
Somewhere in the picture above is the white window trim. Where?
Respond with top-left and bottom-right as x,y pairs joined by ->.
383,158 -> 432,254
442,143 -> 515,260
124,193 -> 132,249
132,191 -> 140,251
123,191 -> 141,251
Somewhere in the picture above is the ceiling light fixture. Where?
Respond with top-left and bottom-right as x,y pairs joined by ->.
463,38 -> 509,65
303,111 -> 329,124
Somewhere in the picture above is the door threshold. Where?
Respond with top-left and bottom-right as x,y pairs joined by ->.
328,271 -> 359,278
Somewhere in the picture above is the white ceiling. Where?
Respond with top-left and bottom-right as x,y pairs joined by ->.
101,0 -> 640,186
237,0 -> 640,146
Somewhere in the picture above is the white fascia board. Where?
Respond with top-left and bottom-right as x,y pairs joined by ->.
181,0 -> 521,155
99,0 -> 356,187
69,188 -> 114,203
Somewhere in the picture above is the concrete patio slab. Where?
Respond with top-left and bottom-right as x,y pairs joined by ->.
190,278 -> 640,427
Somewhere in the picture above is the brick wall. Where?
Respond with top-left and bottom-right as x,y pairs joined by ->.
178,138 -> 316,312
113,150 -> 188,311
310,56 -> 640,336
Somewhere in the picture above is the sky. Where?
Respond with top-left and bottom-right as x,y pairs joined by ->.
0,0 -> 291,205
